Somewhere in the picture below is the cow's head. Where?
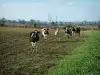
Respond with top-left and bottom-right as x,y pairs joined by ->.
43,28 -> 49,34
33,30 -> 40,36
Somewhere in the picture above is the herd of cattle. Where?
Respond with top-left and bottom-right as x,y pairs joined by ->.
29,26 -> 80,53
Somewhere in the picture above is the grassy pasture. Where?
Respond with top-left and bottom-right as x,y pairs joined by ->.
47,30 -> 100,75
0,27 -> 86,75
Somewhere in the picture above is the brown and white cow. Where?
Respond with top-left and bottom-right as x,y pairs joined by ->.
41,28 -> 49,40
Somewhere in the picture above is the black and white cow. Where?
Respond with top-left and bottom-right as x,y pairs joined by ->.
41,28 -> 49,40
72,26 -> 80,36
29,30 -> 40,53
65,27 -> 73,39
76,27 -> 80,35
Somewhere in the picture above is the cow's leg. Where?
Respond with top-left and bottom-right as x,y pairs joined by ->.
34,42 -> 37,53
72,31 -> 76,37
58,33 -> 60,42
65,33 -> 69,39
71,31 -> 74,37
66,34 -> 69,39
44,35 -> 48,43
31,42 -> 38,53
67,35 -> 69,39
64,33 -> 67,37
35,42 -> 38,53
55,35 -> 60,48
45,35 -> 48,40
58,34 -> 60,42
65,33 -> 71,39
58,36 -> 61,48
31,42 -> 34,52
31,42 -> 36,53
58,37 -> 60,41
78,32 -> 80,36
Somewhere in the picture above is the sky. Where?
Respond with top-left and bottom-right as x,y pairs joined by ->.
0,0 -> 100,21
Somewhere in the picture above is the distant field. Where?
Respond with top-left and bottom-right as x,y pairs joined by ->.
47,30 -> 100,75
0,27 -> 86,75
1,24 -> 99,30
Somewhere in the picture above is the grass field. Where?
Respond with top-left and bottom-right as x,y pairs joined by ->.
47,30 -> 100,75
0,27 -> 86,75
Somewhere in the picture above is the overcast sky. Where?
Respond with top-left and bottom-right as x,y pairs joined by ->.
0,0 -> 100,21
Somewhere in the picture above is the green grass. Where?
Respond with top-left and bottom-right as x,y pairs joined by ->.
47,30 -> 100,75
0,27 -> 86,75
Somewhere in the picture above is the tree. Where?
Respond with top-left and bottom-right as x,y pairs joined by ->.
18,19 -> 22,24
30,19 -> 36,25
59,21 -> 63,25
20,20 -> 25,24
8,20 -> 12,24
51,22 -> 55,26
36,20 -> 41,27
0,18 -> 6,26
34,24 -> 37,28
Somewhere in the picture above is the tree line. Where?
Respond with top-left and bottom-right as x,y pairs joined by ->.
0,18 -> 100,27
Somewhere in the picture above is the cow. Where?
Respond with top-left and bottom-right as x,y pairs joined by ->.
54,27 -> 60,41
71,26 -> 76,36
75,27 -> 80,36
72,26 -> 80,36
65,27 -> 73,39
41,28 -> 49,40
29,30 -> 40,53
54,27 -> 59,36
